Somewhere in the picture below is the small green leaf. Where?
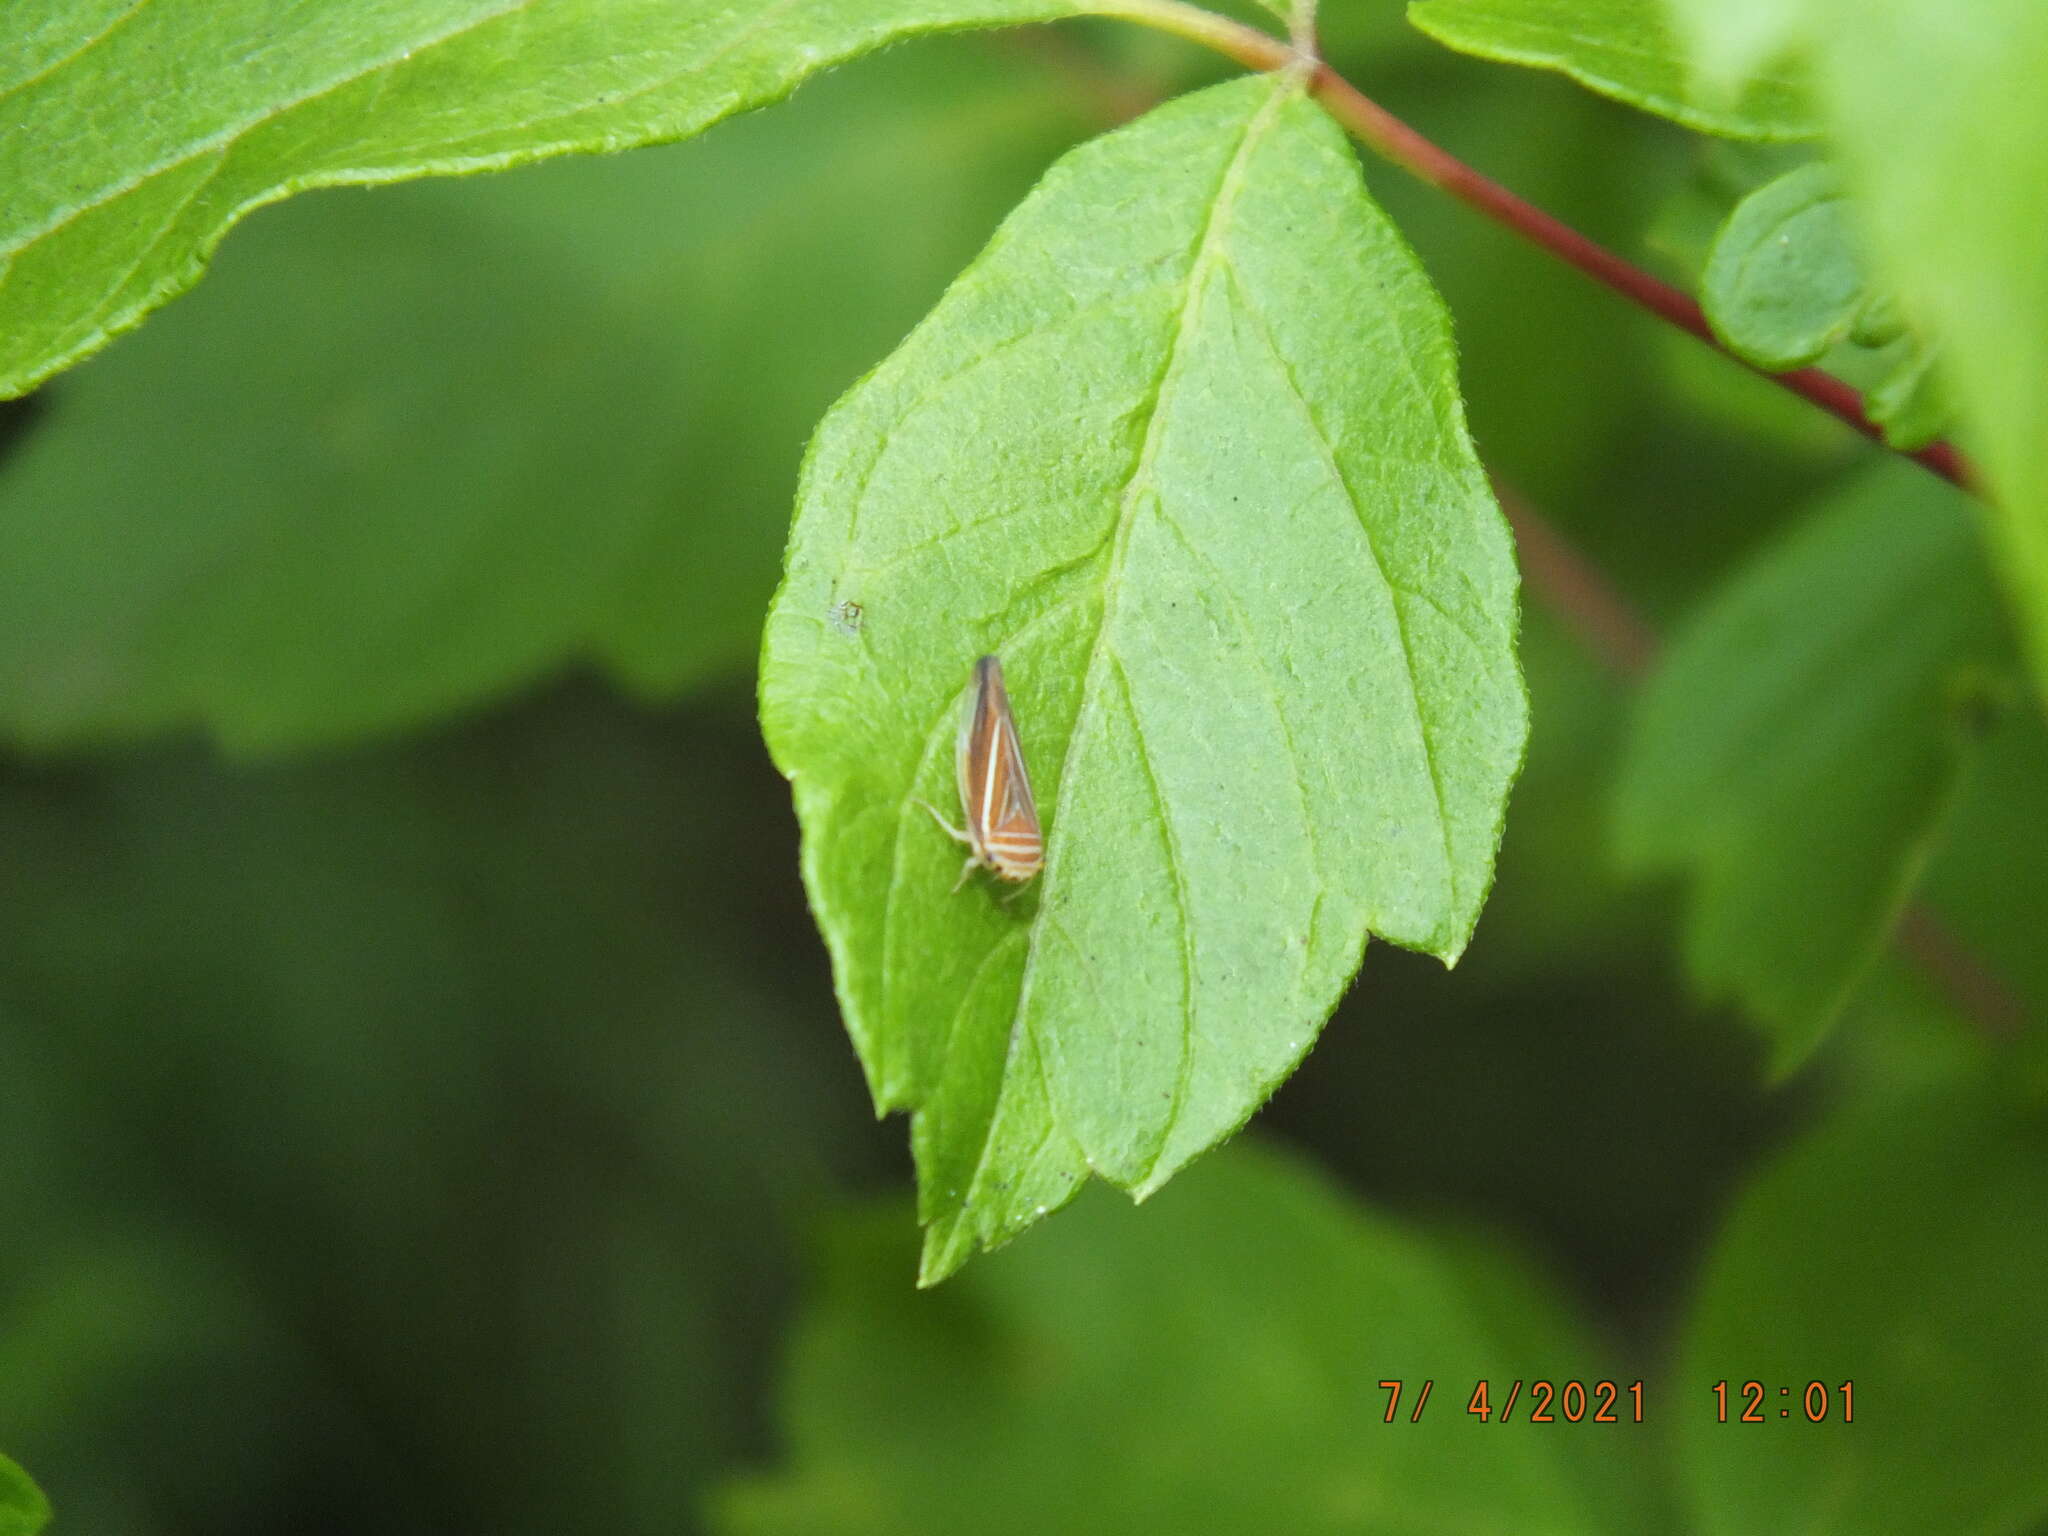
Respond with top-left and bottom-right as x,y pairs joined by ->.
1678,1080 -> 2048,1534
1862,338 -> 1948,454
1410,0 -> 1818,140
760,75 -> 1526,1281
1849,288 -> 1904,348
1701,162 -> 1862,370
715,1142 -> 1635,1535
0,1455 -> 50,1536
0,0 -> 1099,397
1697,161 -> 1955,451
1613,465 -> 2004,1071
1694,159 -> 1953,446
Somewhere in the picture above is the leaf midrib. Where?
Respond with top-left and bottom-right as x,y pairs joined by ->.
985,76 -> 1297,1192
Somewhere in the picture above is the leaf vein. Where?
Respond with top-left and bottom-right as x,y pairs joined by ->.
1225,266 -> 1460,921
954,1011 -> 1063,1234
76,150 -> 229,340
1147,505 -> 1330,968
2,0 -> 154,101
839,290 -> 1150,558
1107,648 -> 1195,1179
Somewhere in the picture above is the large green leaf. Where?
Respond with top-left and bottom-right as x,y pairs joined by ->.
715,1142 -> 1638,1535
0,1455 -> 49,1536
1806,0 -> 2048,702
1409,0 -> 1817,140
0,0 -> 1116,397
1613,465 -> 2004,1071
0,42 -> 1094,754
1664,0 -> 2048,698
760,74 -> 1526,1281
1677,1079 -> 2048,1534
1920,703 -> 2048,1020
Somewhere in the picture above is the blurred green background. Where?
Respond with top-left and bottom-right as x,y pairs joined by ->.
3,10 -> 2043,1535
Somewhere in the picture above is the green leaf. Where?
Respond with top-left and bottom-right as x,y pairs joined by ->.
1919,694 -> 2048,1018
1700,162 -> 1862,370
1861,337 -> 1948,454
1813,0 -> 2048,697
760,75 -> 1526,1281
0,0 -> 1104,397
0,184 -> 684,753
0,41 -> 1093,754
1665,0 -> 2048,698
1849,288 -> 1904,348
715,1142 -> 1636,1535
1677,1080 -> 2048,1534
1656,0 -> 1811,111
1409,0 -> 1817,140
0,1455 -> 50,1536
1613,465 -> 2004,1071
1697,160 -> 1954,450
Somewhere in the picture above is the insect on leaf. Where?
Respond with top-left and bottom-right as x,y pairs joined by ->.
953,655 -> 1045,884
760,74 -> 1527,1283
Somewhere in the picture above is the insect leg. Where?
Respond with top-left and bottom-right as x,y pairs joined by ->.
911,797 -> 973,847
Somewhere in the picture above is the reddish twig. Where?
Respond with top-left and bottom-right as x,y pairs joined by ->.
1494,489 -> 1658,680
1097,0 -> 1976,491
1089,2 -> 2017,1038
1896,908 -> 2027,1043
1306,69 -> 1973,488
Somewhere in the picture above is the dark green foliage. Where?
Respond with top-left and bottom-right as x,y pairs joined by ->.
1614,466 -> 2004,1069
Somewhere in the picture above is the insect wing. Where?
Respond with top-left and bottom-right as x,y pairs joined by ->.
954,662 -> 993,865
966,656 -> 1041,879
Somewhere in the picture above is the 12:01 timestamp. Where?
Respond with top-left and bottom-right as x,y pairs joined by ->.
1712,1380 -> 1855,1422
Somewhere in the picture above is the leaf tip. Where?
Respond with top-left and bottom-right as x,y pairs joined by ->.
914,1226 -> 969,1289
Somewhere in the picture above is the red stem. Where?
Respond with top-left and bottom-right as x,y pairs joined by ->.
1303,67 -> 1974,488
1090,6 -> 2017,1036
1494,484 -> 1658,680
1101,4 -> 1976,490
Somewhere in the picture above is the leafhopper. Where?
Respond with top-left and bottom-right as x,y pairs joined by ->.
918,654 -> 1043,888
